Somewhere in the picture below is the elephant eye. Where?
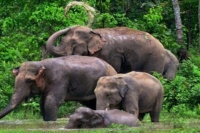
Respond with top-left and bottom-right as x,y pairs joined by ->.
26,78 -> 34,84
71,42 -> 75,46
107,93 -> 111,97
71,40 -> 77,45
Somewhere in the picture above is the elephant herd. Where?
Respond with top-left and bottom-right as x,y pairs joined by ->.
0,26 -> 179,129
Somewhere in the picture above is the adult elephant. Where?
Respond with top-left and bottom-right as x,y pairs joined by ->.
45,26 -> 166,76
0,55 -> 117,121
163,49 -> 179,80
94,71 -> 164,122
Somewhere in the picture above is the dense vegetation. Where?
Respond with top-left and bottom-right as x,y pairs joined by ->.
0,0 -> 200,120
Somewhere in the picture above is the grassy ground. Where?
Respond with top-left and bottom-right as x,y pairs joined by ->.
0,112 -> 199,133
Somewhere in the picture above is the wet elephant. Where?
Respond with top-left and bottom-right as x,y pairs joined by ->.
45,26 -> 167,77
163,49 -> 179,80
0,55 -> 117,121
94,71 -> 164,122
65,107 -> 141,129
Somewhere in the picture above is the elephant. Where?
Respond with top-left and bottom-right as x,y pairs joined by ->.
163,49 -> 179,80
177,47 -> 189,62
45,25 -> 167,77
65,107 -> 141,129
0,55 -> 117,121
94,71 -> 164,122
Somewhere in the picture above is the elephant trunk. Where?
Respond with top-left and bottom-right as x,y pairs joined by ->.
46,27 -> 72,57
0,103 -> 17,119
96,101 -> 109,110
0,88 -> 29,119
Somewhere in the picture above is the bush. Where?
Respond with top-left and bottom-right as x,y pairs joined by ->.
154,58 -> 200,114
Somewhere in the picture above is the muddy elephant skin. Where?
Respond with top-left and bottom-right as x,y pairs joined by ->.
94,71 -> 164,122
45,26 -> 167,77
65,107 -> 141,129
0,55 -> 117,121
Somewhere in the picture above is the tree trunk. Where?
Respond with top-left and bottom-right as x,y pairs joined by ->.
171,0 -> 183,45
198,0 -> 200,51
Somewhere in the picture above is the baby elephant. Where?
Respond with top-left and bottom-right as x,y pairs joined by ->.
94,71 -> 164,122
65,107 -> 141,129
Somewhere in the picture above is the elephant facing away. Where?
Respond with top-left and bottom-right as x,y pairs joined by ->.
94,71 -> 164,122
163,49 -> 179,80
45,26 -> 167,77
0,55 -> 117,121
65,107 -> 141,129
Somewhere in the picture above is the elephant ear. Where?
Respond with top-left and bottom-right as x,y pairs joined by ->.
35,66 -> 46,88
88,31 -> 106,54
115,77 -> 128,97
12,66 -> 20,77
91,113 -> 105,127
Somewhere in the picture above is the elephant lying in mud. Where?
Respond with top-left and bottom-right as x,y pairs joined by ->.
44,26 -> 168,78
0,55 -> 117,121
65,107 -> 141,129
94,71 -> 164,122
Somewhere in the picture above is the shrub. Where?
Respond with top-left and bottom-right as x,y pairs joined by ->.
155,58 -> 200,114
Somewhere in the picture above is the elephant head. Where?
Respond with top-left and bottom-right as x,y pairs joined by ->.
65,107 -> 104,129
163,49 -> 179,79
94,76 -> 129,110
45,26 -> 106,57
0,62 -> 45,119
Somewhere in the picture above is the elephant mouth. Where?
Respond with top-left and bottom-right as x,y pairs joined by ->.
24,96 -> 31,102
24,92 -> 36,103
109,104 -> 120,110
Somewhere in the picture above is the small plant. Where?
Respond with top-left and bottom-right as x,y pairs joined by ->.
58,102 -> 82,118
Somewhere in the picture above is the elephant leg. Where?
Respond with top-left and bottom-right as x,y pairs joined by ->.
150,95 -> 163,122
139,113 -> 146,121
43,95 -> 59,121
123,96 -> 139,117
40,95 -> 45,119
43,91 -> 66,121
150,111 -> 160,122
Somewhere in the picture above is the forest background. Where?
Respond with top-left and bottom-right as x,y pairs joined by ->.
0,0 -> 200,119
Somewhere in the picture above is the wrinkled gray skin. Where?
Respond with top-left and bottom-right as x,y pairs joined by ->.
65,107 -> 141,129
45,26 -> 167,77
94,71 -> 164,122
163,49 -> 179,80
0,55 -> 117,121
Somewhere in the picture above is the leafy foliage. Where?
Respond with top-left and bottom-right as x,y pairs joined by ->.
154,57 -> 200,115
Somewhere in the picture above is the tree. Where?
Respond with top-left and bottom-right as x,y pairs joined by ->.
198,0 -> 200,50
171,0 -> 183,45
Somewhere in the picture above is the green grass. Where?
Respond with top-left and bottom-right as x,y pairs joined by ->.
0,111 -> 199,133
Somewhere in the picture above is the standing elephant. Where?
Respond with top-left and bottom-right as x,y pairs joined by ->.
65,107 -> 141,129
94,71 -> 164,122
45,26 -> 166,77
0,55 -> 117,121
163,49 -> 179,79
